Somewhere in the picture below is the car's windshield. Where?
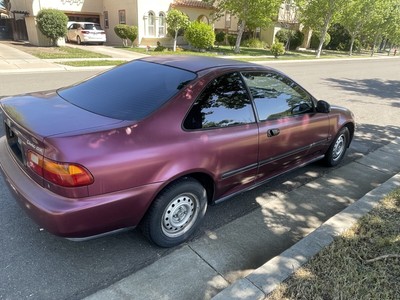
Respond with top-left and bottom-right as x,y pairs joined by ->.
58,61 -> 197,121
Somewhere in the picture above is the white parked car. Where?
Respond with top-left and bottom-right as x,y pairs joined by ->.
66,22 -> 106,45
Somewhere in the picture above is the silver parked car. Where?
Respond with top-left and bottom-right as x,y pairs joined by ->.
66,22 -> 106,45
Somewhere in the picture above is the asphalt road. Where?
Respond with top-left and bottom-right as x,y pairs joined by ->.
0,58 -> 399,300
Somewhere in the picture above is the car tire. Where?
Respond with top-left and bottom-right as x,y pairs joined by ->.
141,177 -> 208,248
77,36 -> 81,45
324,127 -> 350,167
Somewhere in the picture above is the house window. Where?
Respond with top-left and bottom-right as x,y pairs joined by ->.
148,11 -> 155,36
198,15 -> 209,24
225,13 -> 231,28
104,11 -> 109,28
158,12 -> 166,37
119,10 -> 126,24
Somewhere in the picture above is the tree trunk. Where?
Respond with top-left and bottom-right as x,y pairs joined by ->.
234,20 -> 246,54
370,34 -> 379,57
349,35 -> 355,56
173,31 -> 178,52
316,15 -> 331,58
388,44 -> 393,56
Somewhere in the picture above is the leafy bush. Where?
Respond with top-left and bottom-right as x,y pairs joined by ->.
114,24 -> 138,47
270,42 -> 285,58
215,31 -> 226,46
327,23 -> 351,51
275,29 -> 304,50
275,29 -> 290,45
184,21 -> 215,50
310,31 -> 331,49
36,9 -> 68,46
290,30 -> 305,50
242,38 -> 265,48
227,34 -> 237,49
154,41 -> 166,52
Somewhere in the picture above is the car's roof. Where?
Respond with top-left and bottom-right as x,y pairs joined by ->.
138,55 -> 268,73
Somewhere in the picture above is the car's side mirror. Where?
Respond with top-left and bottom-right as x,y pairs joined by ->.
316,100 -> 331,113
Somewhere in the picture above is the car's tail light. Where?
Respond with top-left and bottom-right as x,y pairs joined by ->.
27,150 -> 94,187
81,30 -> 89,34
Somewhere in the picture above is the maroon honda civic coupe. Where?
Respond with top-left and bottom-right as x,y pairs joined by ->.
0,56 -> 355,247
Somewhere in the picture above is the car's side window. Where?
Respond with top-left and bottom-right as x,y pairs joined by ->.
184,72 -> 255,130
242,72 -> 313,121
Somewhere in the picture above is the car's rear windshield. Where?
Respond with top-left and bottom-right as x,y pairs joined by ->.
84,23 -> 102,30
58,61 -> 197,121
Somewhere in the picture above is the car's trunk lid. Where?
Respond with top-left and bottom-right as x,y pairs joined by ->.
1,91 -> 122,138
0,91 -> 123,186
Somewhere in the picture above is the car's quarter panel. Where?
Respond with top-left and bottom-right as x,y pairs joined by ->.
0,136 -> 163,237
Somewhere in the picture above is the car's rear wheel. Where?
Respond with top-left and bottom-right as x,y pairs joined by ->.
324,127 -> 350,167
141,177 -> 207,248
77,36 -> 81,45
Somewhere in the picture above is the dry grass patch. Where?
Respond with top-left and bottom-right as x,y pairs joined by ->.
267,188 -> 400,300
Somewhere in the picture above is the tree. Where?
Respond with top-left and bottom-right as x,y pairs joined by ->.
298,0 -> 347,58
114,24 -> 138,47
36,9 -> 68,46
206,0 -> 282,53
184,21 -> 215,50
166,9 -> 190,52
338,0 -> 374,55
362,0 -> 396,56
385,2 -> 400,53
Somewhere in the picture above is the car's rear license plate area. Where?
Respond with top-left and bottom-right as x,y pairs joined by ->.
5,123 -> 24,164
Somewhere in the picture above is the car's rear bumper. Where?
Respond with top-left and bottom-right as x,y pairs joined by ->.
82,35 -> 106,43
0,136 -> 162,238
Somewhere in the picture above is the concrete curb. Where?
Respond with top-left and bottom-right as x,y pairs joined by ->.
212,173 -> 400,299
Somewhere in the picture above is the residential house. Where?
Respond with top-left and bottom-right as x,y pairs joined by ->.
2,0 -> 303,48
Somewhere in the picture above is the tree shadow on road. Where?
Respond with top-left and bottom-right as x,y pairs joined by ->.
323,77 -> 400,101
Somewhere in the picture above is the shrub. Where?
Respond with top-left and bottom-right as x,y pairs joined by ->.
275,29 -> 290,45
184,21 -> 215,50
310,31 -> 331,49
215,31 -> 226,46
154,41 -> 166,52
275,29 -> 304,50
36,9 -> 68,46
114,24 -> 138,47
290,30 -> 305,50
327,23 -> 351,50
270,42 -> 285,58
242,38 -> 265,48
227,34 -> 237,49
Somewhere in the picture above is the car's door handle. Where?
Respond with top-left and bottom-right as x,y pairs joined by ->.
267,128 -> 280,137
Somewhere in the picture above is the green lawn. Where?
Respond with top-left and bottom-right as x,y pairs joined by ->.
31,46 -> 110,59
118,45 -> 372,61
56,60 -> 126,67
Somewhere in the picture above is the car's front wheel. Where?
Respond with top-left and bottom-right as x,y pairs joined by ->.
324,127 -> 350,167
141,177 -> 208,248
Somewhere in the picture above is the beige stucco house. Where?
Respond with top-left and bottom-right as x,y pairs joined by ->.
3,0 -> 302,48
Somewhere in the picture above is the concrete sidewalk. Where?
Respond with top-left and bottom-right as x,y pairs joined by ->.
0,42 -> 67,73
0,41 -> 145,74
85,138 -> 400,300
